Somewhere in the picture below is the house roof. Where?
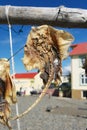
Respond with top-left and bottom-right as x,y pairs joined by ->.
70,42 -> 87,56
12,72 -> 38,79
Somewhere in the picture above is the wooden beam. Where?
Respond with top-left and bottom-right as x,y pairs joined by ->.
0,5 -> 87,28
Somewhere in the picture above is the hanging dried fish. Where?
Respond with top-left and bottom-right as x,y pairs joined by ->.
0,58 -> 17,130
12,25 -> 74,120
23,25 -> 74,85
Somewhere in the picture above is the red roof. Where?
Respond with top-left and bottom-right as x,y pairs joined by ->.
12,72 -> 38,79
70,42 -> 87,56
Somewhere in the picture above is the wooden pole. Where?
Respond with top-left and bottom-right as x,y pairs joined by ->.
0,5 -> 87,28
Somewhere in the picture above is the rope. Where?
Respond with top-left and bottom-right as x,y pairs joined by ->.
5,5 -> 21,130
8,45 -> 24,61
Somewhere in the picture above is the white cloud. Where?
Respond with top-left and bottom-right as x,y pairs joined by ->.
63,65 -> 71,75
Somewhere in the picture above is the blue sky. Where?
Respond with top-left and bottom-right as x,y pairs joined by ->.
0,0 -> 87,74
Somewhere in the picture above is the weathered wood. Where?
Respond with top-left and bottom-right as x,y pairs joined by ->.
0,5 -> 87,28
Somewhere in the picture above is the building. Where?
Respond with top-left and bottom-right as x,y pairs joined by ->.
12,72 -> 43,95
61,74 -> 69,83
70,42 -> 87,99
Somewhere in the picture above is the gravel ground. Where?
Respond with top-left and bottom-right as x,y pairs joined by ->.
0,95 -> 87,130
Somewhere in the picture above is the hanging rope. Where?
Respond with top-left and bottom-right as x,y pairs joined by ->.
5,5 -> 21,130
8,45 -> 24,61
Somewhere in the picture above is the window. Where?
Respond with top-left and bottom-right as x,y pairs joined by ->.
83,91 -> 87,99
79,55 -> 86,67
80,74 -> 87,85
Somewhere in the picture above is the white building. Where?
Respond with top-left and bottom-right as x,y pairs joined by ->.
70,42 -> 87,99
61,75 -> 69,83
12,72 -> 43,95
